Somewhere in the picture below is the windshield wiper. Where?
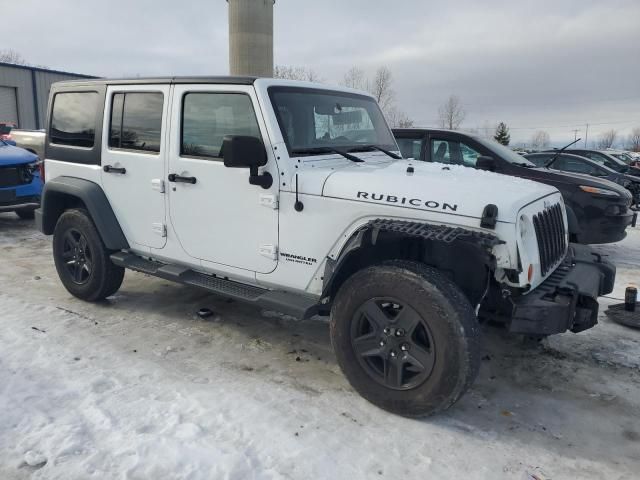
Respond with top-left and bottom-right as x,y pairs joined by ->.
347,144 -> 401,159
545,138 -> 581,168
290,147 -> 363,163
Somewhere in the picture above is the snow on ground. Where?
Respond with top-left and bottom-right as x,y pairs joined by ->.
0,212 -> 639,480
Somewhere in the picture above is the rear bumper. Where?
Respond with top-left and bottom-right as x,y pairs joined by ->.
508,243 -> 615,335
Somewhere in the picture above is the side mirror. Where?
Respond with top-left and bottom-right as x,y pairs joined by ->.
222,135 -> 272,189
476,155 -> 496,172
4,139 -> 17,146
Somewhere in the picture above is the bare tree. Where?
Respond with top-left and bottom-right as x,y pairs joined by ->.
385,106 -> 414,128
598,129 -> 618,149
273,65 -> 322,82
341,64 -> 414,128
437,95 -> 466,130
531,130 -> 551,150
0,49 -> 47,68
369,67 -> 395,112
628,127 -> 640,152
341,67 -> 366,90
0,49 -> 28,65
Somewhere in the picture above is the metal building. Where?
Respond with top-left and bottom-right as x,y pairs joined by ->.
227,0 -> 275,77
0,62 -> 94,130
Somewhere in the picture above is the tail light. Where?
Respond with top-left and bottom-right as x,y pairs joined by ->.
38,160 -> 45,182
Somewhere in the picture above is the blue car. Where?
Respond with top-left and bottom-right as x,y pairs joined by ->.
0,139 -> 42,219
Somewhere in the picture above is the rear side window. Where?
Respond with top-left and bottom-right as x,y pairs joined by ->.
109,92 -> 163,153
50,92 -> 99,148
181,93 -> 261,159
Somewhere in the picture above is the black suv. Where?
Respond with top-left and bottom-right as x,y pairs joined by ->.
525,152 -> 640,207
393,128 -> 636,244
555,149 -> 640,178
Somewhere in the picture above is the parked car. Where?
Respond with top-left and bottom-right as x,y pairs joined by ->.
0,123 -> 15,142
393,128 -> 635,244
36,77 -> 615,417
556,149 -> 640,177
10,129 -> 45,160
0,139 -> 43,219
525,152 -> 640,207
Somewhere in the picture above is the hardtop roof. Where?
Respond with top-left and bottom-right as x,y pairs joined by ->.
52,76 -> 258,88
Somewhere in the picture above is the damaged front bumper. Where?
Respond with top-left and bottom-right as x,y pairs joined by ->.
507,244 -> 615,335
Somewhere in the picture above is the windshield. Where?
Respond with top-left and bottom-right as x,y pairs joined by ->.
473,136 -> 536,167
269,87 -> 397,156
612,152 -> 633,164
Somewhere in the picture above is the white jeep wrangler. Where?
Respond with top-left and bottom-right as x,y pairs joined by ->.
36,77 -> 615,416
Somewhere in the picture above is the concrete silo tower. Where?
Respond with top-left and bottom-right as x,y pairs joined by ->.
227,0 -> 275,77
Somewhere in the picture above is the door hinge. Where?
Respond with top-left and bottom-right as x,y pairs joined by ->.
152,223 -> 167,237
151,179 -> 165,193
259,244 -> 278,260
259,194 -> 278,210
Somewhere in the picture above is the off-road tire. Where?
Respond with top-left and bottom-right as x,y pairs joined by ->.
53,208 -> 124,301
330,260 -> 481,417
15,208 -> 36,220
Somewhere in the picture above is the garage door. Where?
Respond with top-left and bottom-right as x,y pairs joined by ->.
0,86 -> 19,126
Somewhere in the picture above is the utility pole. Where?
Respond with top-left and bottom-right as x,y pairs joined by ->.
584,123 -> 589,148
572,129 -> 580,142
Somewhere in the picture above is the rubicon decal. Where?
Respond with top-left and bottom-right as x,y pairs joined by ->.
280,252 -> 318,266
356,192 -> 458,211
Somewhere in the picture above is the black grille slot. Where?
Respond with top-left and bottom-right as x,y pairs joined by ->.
0,166 -> 31,187
533,203 -> 566,276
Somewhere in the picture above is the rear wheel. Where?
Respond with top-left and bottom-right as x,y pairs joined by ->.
330,261 -> 481,417
15,208 -> 35,220
53,209 -> 124,301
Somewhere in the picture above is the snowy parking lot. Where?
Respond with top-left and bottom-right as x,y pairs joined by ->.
1,212 -> 639,480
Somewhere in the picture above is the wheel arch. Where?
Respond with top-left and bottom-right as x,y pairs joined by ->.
36,176 -> 129,250
322,219 -> 503,307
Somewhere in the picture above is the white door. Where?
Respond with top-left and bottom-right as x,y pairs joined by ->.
101,86 -> 169,250
167,84 -> 279,273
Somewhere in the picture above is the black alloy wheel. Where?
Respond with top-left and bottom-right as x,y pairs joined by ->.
61,228 -> 93,284
351,297 -> 436,390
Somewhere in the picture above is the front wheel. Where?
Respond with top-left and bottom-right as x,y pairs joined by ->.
330,261 -> 481,417
52,209 -> 124,301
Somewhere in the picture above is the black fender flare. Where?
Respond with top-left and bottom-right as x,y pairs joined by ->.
36,176 -> 129,250
321,218 -> 504,299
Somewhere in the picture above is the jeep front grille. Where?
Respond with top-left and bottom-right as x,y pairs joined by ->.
533,203 -> 567,276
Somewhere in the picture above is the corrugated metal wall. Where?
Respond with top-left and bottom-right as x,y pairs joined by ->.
0,63 -> 95,129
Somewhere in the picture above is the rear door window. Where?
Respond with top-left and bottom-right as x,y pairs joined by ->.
109,92 -> 164,153
50,92 -> 99,148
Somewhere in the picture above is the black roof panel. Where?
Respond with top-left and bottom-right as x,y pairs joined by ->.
52,76 -> 259,87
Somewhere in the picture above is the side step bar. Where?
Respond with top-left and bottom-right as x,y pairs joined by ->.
110,252 -> 322,319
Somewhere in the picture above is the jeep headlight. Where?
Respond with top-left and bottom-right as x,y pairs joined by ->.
518,214 -> 537,282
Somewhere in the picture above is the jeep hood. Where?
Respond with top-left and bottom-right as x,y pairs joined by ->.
0,143 -> 38,167
321,160 -> 559,224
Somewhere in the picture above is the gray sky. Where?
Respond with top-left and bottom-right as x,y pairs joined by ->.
7,0 -> 640,146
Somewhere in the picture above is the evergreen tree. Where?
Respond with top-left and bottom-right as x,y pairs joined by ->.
494,122 -> 511,145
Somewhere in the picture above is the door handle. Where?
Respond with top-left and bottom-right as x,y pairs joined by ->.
168,173 -> 197,184
103,165 -> 126,174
